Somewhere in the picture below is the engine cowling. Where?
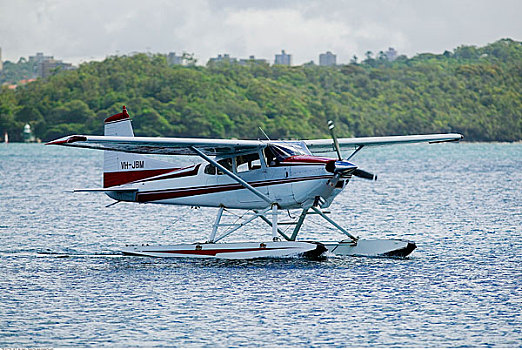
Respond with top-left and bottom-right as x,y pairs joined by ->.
325,160 -> 357,175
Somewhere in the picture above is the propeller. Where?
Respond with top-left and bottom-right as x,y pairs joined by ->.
353,168 -> 377,181
327,120 -> 377,181
328,120 -> 343,161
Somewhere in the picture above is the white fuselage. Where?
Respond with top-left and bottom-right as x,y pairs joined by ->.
98,116 -> 352,210
106,159 -> 349,209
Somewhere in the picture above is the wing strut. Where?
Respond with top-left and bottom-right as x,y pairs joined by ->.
190,146 -> 273,205
347,145 -> 364,161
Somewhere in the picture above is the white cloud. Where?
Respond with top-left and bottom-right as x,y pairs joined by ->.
0,0 -> 520,65
222,8 -> 354,63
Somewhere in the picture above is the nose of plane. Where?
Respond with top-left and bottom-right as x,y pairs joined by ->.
325,160 -> 377,180
325,160 -> 357,174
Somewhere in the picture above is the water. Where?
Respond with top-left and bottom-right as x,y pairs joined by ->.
0,142 -> 521,347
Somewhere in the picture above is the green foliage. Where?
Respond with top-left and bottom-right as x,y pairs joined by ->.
0,58 -> 35,84
1,39 -> 521,142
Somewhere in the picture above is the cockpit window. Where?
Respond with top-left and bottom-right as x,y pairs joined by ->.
266,142 -> 311,165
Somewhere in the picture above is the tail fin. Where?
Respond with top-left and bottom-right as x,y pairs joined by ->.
104,105 -> 134,137
103,106 -> 179,188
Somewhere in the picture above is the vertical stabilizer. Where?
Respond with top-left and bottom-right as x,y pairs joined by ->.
104,106 -> 134,137
103,106 -> 179,188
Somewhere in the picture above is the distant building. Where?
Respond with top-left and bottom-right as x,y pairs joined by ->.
4,79 -> 36,90
38,59 -> 74,78
29,52 -> 53,65
208,53 -> 237,65
238,55 -> 268,66
28,53 -> 74,78
274,50 -> 292,66
319,51 -> 337,66
19,79 -> 37,85
167,52 -> 184,65
385,47 -> 398,61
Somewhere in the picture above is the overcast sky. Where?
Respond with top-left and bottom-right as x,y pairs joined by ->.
0,0 -> 520,65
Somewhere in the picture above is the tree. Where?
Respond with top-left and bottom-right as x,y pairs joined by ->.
0,39 -> 520,142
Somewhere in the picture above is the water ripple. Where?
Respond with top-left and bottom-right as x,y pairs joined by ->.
0,143 -> 521,347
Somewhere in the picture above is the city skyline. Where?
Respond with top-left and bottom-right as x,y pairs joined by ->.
0,0 -> 521,66
1,48 -> 392,68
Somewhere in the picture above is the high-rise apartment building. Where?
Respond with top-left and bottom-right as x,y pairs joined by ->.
27,52 -> 73,78
239,55 -> 268,66
274,50 -> 292,65
208,54 -> 237,65
38,59 -> 73,78
167,52 -> 184,65
319,51 -> 337,66
29,52 -> 54,65
385,47 -> 398,61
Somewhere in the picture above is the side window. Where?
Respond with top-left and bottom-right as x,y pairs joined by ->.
250,155 -> 262,170
204,164 -> 216,175
236,153 -> 261,173
217,158 -> 233,175
236,155 -> 249,173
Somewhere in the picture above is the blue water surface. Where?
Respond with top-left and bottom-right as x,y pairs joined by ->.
0,142 -> 520,347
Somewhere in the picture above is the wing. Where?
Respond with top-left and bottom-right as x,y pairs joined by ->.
47,133 -> 463,156
304,133 -> 463,154
46,135 -> 266,156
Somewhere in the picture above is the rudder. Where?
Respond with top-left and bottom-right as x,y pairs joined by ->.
103,106 -> 179,188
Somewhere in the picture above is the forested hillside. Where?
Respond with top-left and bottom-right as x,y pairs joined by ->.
0,39 -> 520,142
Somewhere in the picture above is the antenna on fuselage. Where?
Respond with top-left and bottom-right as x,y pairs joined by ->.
259,127 -> 271,141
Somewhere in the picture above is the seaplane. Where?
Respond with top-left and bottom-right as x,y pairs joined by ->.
47,106 -> 463,259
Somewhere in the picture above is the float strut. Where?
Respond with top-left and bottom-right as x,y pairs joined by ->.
272,204 -> 279,241
310,206 -> 357,241
208,206 -> 224,243
255,212 -> 291,241
290,208 -> 309,241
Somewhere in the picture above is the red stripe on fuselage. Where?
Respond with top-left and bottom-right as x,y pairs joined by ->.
104,165 -> 200,187
282,155 -> 334,164
103,168 -> 180,187
137,165 -> 200,183
135,175 -> 332,202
